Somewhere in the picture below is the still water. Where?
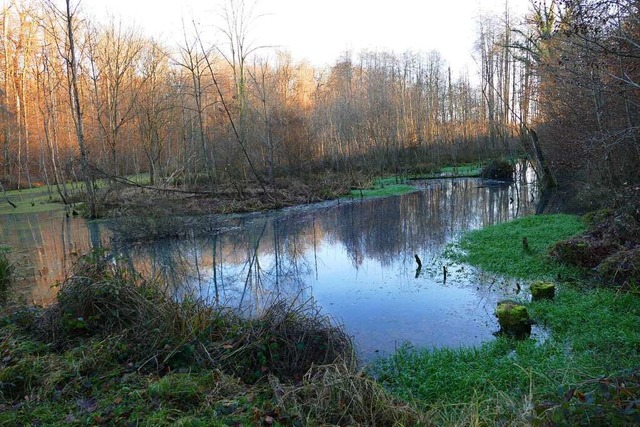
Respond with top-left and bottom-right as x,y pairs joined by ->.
2,167 -> 539,360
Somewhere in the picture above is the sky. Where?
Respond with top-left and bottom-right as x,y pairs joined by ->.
84,0 -> 531,73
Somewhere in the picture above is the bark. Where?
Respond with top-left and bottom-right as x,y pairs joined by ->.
64,0 -> 96,218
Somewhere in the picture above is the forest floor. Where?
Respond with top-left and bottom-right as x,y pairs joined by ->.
1,195 -> 639,425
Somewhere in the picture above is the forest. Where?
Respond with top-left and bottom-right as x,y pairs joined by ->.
3,0 -> 637,216
2,1 -> 640,425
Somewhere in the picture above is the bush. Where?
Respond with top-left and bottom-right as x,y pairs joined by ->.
551,196 -> 640,287
597,248 -> 640,287
549,238 -> 621,269
480,159 -> 514,180
541,369 -> 640,426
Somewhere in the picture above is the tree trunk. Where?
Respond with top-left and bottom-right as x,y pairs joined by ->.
525,127 -> 556,189
65,0 -> 96,218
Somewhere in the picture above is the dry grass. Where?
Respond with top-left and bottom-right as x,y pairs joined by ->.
1,249 -> 427,424
0,248 -> 12,299
274,363 -> 429,426
31,250 -> 355,384
210,301 -> 355,383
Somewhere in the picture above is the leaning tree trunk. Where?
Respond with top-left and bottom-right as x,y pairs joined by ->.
523,126 -> 557,190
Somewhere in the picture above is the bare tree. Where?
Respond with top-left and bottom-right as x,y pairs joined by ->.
46,0 -> 96,217
86,17 -> 144,176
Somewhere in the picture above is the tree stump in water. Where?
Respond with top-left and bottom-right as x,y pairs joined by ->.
530,281 -> 555,301
496,300 -> 532,338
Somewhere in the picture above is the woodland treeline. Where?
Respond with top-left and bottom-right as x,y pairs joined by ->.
1,0 -> 639,211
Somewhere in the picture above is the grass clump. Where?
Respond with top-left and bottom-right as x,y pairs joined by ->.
446,214 -> 587,280
33,250 -> 354,382
1,249 -> 421,425
275,363 -> 427,426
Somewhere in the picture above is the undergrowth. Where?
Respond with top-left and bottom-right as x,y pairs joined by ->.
0,247 -> 11,296
0,250 -> 424,425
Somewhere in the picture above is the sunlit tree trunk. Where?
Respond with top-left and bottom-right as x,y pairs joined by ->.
62,0 -> 97,217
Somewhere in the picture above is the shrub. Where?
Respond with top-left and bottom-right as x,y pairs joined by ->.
480,159 -> 514,180
597,247 -> 640,287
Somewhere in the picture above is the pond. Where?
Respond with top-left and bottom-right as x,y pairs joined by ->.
2,164 -> 540,361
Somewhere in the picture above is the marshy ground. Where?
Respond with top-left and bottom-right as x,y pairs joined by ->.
1,164 -> 639,425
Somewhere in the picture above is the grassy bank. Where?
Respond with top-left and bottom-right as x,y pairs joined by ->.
349,176 -> 417,198
374,214 -> 640,425
0,252 -> 423,426
348,162 -> 486,199
0,174 -> 151,216
446,214 -> 587,280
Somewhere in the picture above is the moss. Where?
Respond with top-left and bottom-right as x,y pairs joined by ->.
530,281 -> 555,301
496,300 -> 532,337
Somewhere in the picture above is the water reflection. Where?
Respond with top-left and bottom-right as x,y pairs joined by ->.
2,163 -> 540,360
1,212 -> 108,303
117,173 -> 538,360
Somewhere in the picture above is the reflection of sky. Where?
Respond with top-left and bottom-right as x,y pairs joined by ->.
141,172 -> 539,361
307,239 -> 502,360
7,168 -> 539,361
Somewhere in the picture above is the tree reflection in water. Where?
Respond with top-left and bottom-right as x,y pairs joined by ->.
121,169 -> 538,360
6,164 -> 540,360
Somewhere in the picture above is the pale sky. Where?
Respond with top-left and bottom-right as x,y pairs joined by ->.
84,0 -> 530,73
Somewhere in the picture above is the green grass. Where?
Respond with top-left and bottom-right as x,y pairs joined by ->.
436,163 -> 484,177
0,329 -> 253,426
0,174 -> 151,215
373,288 -> 640,424
446,214 -> 587,280
349,176 -> 416,198
373,213 -> 640,425
0,185 -> 65,215
349,162 -> 486,199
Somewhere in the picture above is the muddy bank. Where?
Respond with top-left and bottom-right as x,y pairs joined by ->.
98,174 -> 355,218
550,186 -> 640,288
